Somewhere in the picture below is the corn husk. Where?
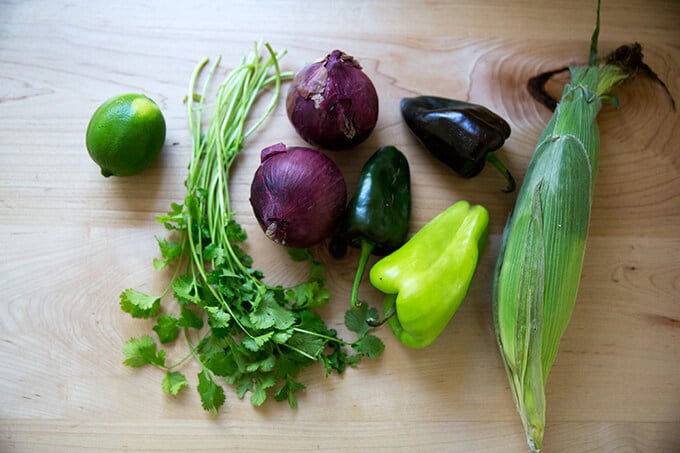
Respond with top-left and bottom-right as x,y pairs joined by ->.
491,4 -> 638,452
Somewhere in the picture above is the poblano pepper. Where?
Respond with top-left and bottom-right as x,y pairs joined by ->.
334,145 -> 411,308
400,96 -> 516,192
369,200 -> 488,348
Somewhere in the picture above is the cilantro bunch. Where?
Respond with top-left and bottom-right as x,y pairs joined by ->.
120,43 -> 383,413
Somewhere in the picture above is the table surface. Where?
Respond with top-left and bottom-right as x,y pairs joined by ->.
2,1 -> 679,451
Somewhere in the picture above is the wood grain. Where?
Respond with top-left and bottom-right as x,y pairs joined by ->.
1,0 -> 679,452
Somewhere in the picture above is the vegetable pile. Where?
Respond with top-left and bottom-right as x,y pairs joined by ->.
104,4 -> 675,450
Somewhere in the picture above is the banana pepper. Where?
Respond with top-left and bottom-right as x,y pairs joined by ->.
369,200 -> 489,348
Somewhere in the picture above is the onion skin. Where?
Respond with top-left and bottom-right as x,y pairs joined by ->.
250,143 -> 347,248
286,50 -> 379,150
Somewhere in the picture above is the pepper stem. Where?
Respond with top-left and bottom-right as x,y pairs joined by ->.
366,302 -> 396,327
350,240 -> 375,309
486,153 -> 516,193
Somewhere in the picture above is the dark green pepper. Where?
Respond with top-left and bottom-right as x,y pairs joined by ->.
400,96 -> 515,192
332,145 -> 411,308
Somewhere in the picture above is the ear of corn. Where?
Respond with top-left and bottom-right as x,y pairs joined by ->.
492,3 -> 640,452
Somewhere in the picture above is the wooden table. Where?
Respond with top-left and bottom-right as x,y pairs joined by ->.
2,1 -> 679,451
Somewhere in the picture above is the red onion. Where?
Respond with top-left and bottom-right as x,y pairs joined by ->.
250,143 -> 347,248
286,50 -> 379,150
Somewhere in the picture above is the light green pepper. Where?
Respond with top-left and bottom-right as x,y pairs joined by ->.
369,200 -> 489,348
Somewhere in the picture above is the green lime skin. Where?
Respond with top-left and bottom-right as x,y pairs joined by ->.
86,93 -> 166,177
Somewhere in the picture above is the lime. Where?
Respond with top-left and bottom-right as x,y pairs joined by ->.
86,93 -> 166,177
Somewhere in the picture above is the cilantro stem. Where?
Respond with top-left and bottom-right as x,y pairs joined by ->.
178,328 -> 223,402
165,349 -> 195,370
292,327 -> 349,346
280,344 -> 317,361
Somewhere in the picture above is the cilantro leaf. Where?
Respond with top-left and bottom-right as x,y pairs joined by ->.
345,304 -> 385,360
272,329 -> 293,344
225,218 -> 248,242
344,303 -> 376,337
250,374 -> 276,406
153,314 -> 180,343
297,309 -> 331,334
245,355 -> 276,373
352,334 -> 385,359
162,371 -> 188,396
286,331 -> 325,360
197,335 -> 229,363
153,236 -> 183,270
323,343 -> 354,374
284,249 -> 327,309
274,377 -> 306,408
197,370 -> 225,412
234,374 -> 253,400
171,275 -> 199,305
242,332 -> 274,352
120,289 -> 161,319
205,351 -> 238,378
156,202 -> 187,231
203,244 -> 226,266
178,306 -> 204,329
197,335 -> 238,378
122,335 -> 166,368
250,385 -> 267,407
286,281 -> 330,309
205,306 -> 231,329
249,295 -> 296,330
